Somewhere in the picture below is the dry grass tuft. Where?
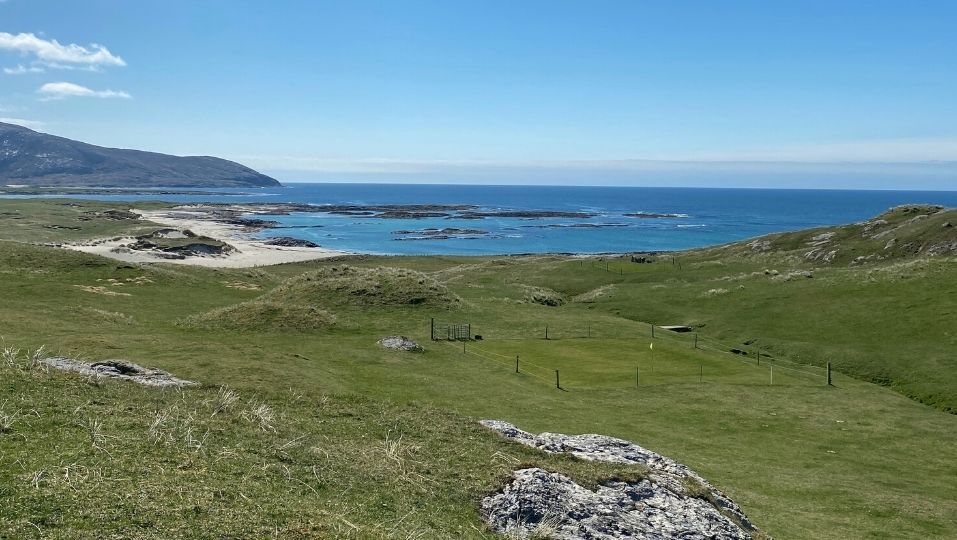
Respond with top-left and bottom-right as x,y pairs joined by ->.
211,386 -> 240,417
243,402 -> 277,432
0,401 -> 20,433
77,307 -> 136,325
2,346 -> 20,368
522,285 -> 566,307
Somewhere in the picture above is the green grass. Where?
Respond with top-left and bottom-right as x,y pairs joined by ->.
467,338 -> 817,389
1,199 -> 957,539
0,199 -> 167,243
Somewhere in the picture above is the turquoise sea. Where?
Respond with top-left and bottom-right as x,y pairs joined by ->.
18,183 -> 957,255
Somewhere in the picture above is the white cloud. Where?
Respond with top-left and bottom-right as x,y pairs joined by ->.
0,117 -> 44,129
3,63 -> 44,75
0,32 -> 125,70
37,81 -> 131,100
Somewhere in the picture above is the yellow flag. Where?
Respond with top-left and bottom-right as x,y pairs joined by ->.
650,343 -> 654,350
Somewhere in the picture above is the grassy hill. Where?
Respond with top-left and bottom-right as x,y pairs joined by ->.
1,200 -> 956,538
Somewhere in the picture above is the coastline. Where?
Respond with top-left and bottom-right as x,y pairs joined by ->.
64,208 -> 347,268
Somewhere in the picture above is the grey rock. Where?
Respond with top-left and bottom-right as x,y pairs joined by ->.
264,236 -> 321,248
377,336 -> 424,352
480,420 -> 756,539
747,239 -> 772,252
41,357 -> 196,387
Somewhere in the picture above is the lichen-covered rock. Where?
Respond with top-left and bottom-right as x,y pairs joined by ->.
480,420 -> 757,539
483,468 -> 750,540
378,336 -> 424,352
42,357 -> 196,387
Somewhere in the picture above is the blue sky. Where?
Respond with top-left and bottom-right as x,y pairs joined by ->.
1,0 -> 956,189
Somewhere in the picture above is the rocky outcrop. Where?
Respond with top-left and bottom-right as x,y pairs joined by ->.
377,336 -> 424,352
480,420 -> 757,539
264,236 -> 320,248
42,357 -> 196,387
392,227 -> 490,240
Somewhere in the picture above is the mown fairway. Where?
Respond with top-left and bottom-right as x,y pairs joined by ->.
1,200 -> 956,539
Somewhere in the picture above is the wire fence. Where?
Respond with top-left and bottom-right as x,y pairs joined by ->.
441,319 -> 834,391
573,255 -> 686,276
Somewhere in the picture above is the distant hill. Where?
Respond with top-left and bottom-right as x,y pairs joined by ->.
0,122 -> 279,188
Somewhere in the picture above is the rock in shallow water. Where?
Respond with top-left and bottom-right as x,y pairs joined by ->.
480,420 -> 757,539
264,236 -> 320,248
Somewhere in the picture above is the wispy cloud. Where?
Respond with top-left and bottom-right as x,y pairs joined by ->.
3,63 -> 44,75
37,81 -> 131,100
0,32 -> 125,73
233,152 -> 957,190
665,138 -> 957,163
0,117 -> 44,129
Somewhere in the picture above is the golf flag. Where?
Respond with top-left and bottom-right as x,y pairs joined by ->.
650,343 -> 653,350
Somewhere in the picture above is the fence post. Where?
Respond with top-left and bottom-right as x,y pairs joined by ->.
463,340 -> 466,354
827,362 -> 832,386
694,333 -> 698,349
588,325 -> 591,338
756,348 -> 760,366
555,370 -> 561,390
545,326 -> 549,340
431,318 -> 435,341
651,325 -> 655,338
770,361 -> 774,386
516,355 -> 519,373
636,365 -> 640,388
699,364 -> 703,383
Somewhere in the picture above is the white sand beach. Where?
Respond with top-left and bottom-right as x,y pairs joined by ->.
65,208 -> 346,268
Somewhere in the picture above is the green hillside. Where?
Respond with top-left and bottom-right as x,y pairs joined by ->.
1,199 -> 956,539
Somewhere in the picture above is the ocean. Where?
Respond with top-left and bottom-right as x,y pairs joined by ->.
18,183 -> 957,255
